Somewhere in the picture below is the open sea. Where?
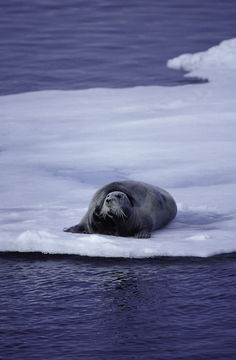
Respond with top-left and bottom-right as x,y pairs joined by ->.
1,1 -> 236,359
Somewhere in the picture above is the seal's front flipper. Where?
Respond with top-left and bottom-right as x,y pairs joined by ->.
63,224 -> 87,233
93,206 -> 103,222
134,230 -> 151,239
63,225 -> 77,233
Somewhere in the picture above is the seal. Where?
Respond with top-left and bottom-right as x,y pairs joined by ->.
64,180 -> 177,238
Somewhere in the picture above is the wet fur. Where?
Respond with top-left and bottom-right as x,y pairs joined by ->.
64,180 -> 177,238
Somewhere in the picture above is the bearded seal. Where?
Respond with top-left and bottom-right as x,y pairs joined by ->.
64,180 -> 177,238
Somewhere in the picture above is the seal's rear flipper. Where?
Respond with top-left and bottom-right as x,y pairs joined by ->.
134,230 -> 151,239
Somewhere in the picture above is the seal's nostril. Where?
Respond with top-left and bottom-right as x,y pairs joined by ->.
106,198 -> 110,203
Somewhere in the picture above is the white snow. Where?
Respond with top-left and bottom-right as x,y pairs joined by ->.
0,38 -> 236,258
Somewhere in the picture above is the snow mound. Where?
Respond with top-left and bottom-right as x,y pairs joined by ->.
167,38 -> 236,81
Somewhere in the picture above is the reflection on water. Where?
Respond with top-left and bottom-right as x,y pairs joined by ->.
0,254 -> 236,359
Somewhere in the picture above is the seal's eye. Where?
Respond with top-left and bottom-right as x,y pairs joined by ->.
117,194 -> 121,199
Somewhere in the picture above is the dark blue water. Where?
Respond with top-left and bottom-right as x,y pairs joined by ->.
1,0 -> 236,95
0,253 -> 236,360
1,1 -> 236,359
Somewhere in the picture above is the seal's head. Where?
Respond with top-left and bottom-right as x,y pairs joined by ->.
100,191 -> 132,220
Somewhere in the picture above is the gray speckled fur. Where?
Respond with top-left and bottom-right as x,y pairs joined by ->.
64,180 -> 177,238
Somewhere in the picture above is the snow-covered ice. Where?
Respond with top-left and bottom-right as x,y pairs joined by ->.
0,39 -> 236,258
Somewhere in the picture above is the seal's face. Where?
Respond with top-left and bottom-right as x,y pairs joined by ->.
101,191 -> 132,220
